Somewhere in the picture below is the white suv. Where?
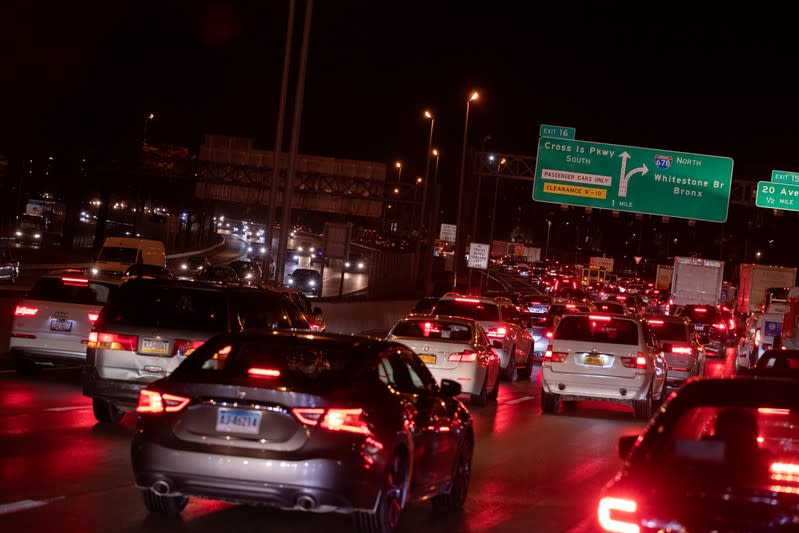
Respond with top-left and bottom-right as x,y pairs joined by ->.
432,293 -> 533,380
541,313 -> 667,419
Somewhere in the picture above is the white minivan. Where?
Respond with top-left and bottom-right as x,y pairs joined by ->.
93,237 -> 166,276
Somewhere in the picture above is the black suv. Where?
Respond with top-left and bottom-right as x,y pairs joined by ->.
672,304 -> 735,356
83,278 -> 311,423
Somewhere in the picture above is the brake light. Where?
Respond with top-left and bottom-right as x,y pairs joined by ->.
621,353 -> 647,369
694,307 -> 708,313
423,321 -> 441,336
89,332 -> 138,351
88,312 -> 99,323
14,305 -> 39,317
292,408 -> 371,435
597,496 -> 639,533
671,346 -> 692,355
545,330 -> 554,339
487,326 -> 508,338
713,322 -> 727,330
173,339 -> 205,356
566,304 -> 577,309
544,346 -> 567,363
647,319 -> 664,325
759,408 -> 791,415
248,367 -> 281,378
616,295 -> 627,302
589,315 -> 612,321
454,297 -> 480,303
61,277 -> 89,286
136,390 -> 190,414
729,318 -> 736,330
448,350 -> 477,362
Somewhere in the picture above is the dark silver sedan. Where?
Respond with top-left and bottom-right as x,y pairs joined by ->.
131,331 -> 473,533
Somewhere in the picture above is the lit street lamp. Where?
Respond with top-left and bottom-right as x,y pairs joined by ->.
395,161 -> 403,182
454,91 -> 479,288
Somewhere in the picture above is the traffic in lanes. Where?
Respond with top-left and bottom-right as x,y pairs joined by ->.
0,351 -> 738,532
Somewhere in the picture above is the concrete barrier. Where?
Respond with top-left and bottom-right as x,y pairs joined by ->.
317,299 -> 417,335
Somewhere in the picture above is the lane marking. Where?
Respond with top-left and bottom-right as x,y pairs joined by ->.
45,406 -> 90,412
0,497 -> 63,515
504,395 -> 536,405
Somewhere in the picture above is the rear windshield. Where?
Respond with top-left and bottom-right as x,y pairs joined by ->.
648,322 -> 689,341
677,307 -> 720,323
97,246 -> 137,263
433,300 -> 499,322
391,320 -> 472,341
174,337 -> 369,386
555,315 -> 639,345
595,302 -> 626,314
103,285 -> 228,331
29,278 -> 116,305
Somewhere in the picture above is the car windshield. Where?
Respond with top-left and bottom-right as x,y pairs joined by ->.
174,336 -> 370,387
433,300 -> 499,322
28,278 -> 116,305
391,320 -> 472,341
594,302 -> 626,314
97,246 -> 137,263
555,315 -> 639,344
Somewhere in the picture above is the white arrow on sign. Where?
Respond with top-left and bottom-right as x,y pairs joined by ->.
618,152 -> 649,198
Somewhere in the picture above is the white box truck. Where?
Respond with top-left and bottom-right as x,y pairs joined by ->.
736,264 -> 797,314
670,257 -> 724,306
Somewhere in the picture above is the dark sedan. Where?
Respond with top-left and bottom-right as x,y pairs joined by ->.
599,377 -> 799,533
131,332 -> 473,532
0,248 -> 19,284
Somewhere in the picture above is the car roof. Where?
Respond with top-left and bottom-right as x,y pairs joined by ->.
668,377 -> 799,409
399,314 -> 477,326
439,293 -> 510,304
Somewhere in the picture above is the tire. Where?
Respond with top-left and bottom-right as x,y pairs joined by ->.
516,356 -> 533,380
633,388 -> 654,420
470,375 -> 488,406
354,451 -> 408,533
486,372 -> 500,401
541,389 -> 560,414
432,438 -> 472,509
15,357 -> 39,376
500,345 -> 516,381
142,489 -> 189,515
92,397 -> 124,424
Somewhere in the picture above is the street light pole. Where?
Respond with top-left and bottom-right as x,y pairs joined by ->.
544,220 -> 552,263
454,91 -> 479,289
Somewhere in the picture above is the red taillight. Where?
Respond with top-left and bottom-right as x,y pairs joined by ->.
545,330 -> 554,339
488,326 -> 508,338
61,277 -> 89,286
713,322 -> 727,330
172,339 -> 205,357
544,345 -> 567,363
729,318 -> 736,330
647,319 -> 664,325
14,305 -> 39,317
759,408 -> 791,415
88,312 -> 99,323
694,307 -> 708,313
136,390 -> 190,414
454,297 -> 480,303
448,350 -> 477,362
597,496 -> 639,533
89,332 -> 138,351
292,408 -> 371,436
671,346 -> 692,355
621,353 -> 647,369
589,314 -> 612,321
248,367 -> 281,378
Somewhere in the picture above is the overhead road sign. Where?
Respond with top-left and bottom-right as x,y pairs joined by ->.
756,181 -> 799,211
533,138 -> 734,222
539,124 -> 575,140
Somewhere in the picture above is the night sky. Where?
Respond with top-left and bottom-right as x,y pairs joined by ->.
4,3 -> 799,236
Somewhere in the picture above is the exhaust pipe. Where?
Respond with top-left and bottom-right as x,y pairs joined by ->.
151,480 -> 172,496
296,494 -> 316,510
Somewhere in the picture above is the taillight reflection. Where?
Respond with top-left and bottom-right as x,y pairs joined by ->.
173,339 -> 205,357
14,305 -> 39,317
87,312 -> 99,323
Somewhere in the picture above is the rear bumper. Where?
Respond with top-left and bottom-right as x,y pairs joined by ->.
428,365 -> 488,395
82,366 -> 146,408
131,440 -> 382,512
10,345 -> 87,366
541,366 -> 652,401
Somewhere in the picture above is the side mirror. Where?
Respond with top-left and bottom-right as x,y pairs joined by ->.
312,307 -> 322,315
492,340 -> 503,349
439,379 -> 462,397
618,435 -> 638,459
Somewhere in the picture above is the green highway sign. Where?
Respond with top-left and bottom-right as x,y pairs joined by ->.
756,181 -> 799,211
539,124 -> 575,140
533,138 -> 734,222
771,170 -> 799,185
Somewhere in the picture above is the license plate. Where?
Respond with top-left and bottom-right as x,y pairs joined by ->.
49,319 -> 72,332
140,338 -> 170,355
529,305 -> 548,314
418,354 -> 436,365
216,408 -> 262,435
693,324 -> 705,332
584,355 -> 604,366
